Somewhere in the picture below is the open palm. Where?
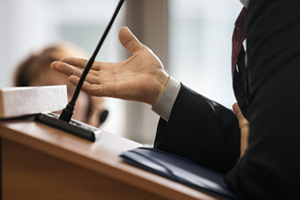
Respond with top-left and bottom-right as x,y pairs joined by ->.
51,27 -> 169,106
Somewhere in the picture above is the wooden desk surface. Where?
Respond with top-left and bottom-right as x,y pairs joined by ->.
0,116 -> 217,200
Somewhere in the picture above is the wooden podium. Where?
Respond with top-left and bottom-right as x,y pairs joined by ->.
0,116 -> 217,200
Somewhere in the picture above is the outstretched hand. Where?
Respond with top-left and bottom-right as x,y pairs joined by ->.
51,26 -> 169,106
232,102 -> 249,159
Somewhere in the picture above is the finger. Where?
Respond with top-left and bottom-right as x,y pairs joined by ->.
232,103 -> 243,120
53,61 -> 84,77
51,61 -> 76,76
59,57 -> 86,69
118,26 -> 143,55
83,73 -> 101,84
69,76 -> 101,96
60,57 -> 100,71
52,60 -> 101,79
232,102 -> 249,126
64,65 -> 100,84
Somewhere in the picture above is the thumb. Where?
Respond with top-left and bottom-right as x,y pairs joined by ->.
118,26 -> 143,55
232,102 -> 248,127
232,102 -> 242,118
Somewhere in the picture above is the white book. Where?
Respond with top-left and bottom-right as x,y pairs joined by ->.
0,85 -> 68,118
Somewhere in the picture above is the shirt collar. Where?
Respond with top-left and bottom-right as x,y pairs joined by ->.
240,0 -> 249,8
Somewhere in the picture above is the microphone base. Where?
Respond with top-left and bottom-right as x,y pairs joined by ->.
35,112 -> 101,142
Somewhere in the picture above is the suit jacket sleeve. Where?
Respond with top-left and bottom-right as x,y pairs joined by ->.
154,83 -> 241,174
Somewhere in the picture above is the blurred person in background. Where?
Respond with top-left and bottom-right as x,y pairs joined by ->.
13,43 -> 108,127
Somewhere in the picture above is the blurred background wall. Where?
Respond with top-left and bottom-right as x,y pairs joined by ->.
0,0 -> 242,145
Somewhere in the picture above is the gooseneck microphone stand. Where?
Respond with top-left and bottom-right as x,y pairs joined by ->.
35,0 -> 125,142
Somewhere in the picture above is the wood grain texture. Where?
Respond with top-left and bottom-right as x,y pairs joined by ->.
2,139 -> 167,200
0,118 -> 217,200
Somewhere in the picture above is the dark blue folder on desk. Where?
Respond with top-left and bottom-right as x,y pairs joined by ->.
120,146 -> 240,200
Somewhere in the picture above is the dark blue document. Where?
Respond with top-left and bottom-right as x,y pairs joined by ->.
120,146 -> 240,200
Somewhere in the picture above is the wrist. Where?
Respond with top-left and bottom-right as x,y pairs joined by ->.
151,76 -> 181,121
150,72 -> 170,106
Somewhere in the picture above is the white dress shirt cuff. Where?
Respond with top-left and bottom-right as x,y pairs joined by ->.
151,76 -> 181,122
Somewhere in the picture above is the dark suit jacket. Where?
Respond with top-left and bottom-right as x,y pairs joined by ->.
155,0 -> 300,199
154,84 -> 241,174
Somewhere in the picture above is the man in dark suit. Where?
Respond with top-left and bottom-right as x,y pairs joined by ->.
51,0 -> 300,198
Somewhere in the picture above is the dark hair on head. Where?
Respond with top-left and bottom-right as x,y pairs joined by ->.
13,43 -> 87,86
13,43 -> 108,126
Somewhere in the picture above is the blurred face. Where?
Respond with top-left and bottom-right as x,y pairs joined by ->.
30,67 -> 89,122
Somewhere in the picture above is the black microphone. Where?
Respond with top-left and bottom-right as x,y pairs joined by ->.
35,0 -> 125,142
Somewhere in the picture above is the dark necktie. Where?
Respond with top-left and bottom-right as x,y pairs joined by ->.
232,7 -> 249,120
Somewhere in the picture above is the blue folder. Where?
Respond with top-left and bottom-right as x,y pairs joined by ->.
120,146 -> 240,200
